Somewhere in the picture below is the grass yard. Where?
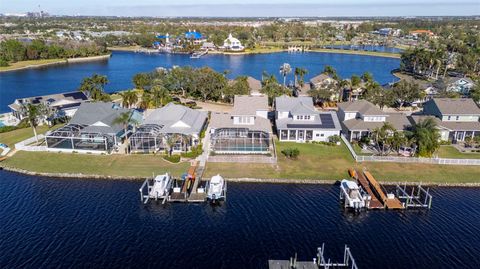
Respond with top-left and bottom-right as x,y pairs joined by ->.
0,58 -> 66,72
205,141 -> 480,183
436,145 -> 480,159
2,151 -> 190,178
0,125 -> 61,148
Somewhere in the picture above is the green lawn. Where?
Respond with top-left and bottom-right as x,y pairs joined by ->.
0,125 -> 60,149
0,58 -> 66,72
436,145 -> 480,159
2,151 -> 190,178
204,141 -> 480,183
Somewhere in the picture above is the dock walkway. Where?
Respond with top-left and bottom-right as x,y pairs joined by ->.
364,171 -> 404,209
355,169 -> 383,209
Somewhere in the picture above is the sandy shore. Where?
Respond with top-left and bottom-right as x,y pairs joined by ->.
1,166 -> 479,187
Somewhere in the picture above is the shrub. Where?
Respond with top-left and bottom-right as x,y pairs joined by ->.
0,126 -> 18,133
163,155 -> 180,163
328,135 -> 341,144
281,147 -> 300,159
181,144 -> 203,158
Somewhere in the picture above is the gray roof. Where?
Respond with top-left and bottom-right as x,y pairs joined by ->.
69,102 -> 131,135
210,112 -> 272,133
337,100 -> 386,116
428,98 -> 480,115
410,115 -> 480,131
276,111 -> 341,131
9,91 -> 88,111
275,95 -> 314,113
309,73 -> 331,84
142,103 -> 207,135
247,76 -> 262,92
342,113 -> 411,131
231,95 -> 269,116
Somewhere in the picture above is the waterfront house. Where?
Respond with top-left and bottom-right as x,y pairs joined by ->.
9,91 -> 89,123
222,33 -> 244,52
307,73 -> 337,100
209,95 -> 272,154
337,100 -> 411,141
184,30 -> 206,45
445,77 -> 475,95
410,98 -> 480,142
45,102 -> 139,154
274,96 -> 341,142
247,76 -> 263,96
129,103 -> 207,154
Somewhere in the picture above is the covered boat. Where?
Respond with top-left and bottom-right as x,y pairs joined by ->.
207,174 -> 226,201
340,179 -> 369,210
149,173 -> 172,199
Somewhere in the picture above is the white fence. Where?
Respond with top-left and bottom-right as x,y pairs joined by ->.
340,134 -> 480,166
15,135 -> 47,152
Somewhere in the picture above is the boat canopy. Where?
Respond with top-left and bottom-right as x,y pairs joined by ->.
342,179 -> 359,190
211,175 -> 223,184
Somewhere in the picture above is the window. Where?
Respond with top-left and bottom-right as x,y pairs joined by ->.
456,116 -> 459,121
321,133 -> 324,137
306,130 -> 313,141
448,116 -> 451,120
280,130 -> 288,140
289,130 -> 297,140
316,133 -> 320,137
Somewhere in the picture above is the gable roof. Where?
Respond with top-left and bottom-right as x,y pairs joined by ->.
276,111 -> 341,131
337,100 -> 386,116
275,95 -> 314,113
231,95 -> 268,116
210,112 -> 272,133
309,73 -> 331,84
428,98 -> 480,115
69,102 -> 131,134
9,91 -> 88,111
142,103 -> 207,135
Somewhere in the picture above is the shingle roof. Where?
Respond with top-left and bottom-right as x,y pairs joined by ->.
337,100 -> 386,116
69,102 -> 131,134
276,111 -> 341,130
429,98 -> 480,115
247,76 -> 262,92
210,112 -> 272,133
342,113 -> 411,131
309,73 -> 331,84
142,103 -> 207,135
231,95 -> 269,116
275,95 -> 314,112
410,115 -> 480,131
8,91 -> 88,111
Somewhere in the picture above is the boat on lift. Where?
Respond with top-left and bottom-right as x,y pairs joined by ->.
207,174 -> 226,201
340,179 -> 369,210
149,173 -> 172,199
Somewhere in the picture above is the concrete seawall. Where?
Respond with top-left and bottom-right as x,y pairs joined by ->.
0,54 -> 111,73
1,166 -> 479,187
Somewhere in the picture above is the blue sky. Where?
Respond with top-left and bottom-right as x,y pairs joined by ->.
1,0 -> 479,16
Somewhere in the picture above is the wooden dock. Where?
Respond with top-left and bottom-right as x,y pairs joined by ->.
363,171 -> 404,209
354,169 -> 383,209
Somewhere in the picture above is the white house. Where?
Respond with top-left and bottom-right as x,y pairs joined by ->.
222,33 -> 244,51
274,96 -> 341,142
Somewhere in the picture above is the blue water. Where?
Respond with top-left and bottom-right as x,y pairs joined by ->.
0,170 -> 479,269
0,51 -> 400,113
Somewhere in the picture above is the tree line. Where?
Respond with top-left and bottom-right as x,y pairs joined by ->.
0,39 -> 108,66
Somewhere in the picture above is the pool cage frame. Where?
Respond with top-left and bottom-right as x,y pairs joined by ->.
129,124 -> 193,154
45,124 -> 115,153
210,128 -> 270,154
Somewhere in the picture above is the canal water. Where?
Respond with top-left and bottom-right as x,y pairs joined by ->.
0,170 -> 479,269
0,51 -> 400,113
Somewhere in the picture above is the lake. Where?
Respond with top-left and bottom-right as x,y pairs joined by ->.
0,170 -> 479,269
0,51 -> 400,113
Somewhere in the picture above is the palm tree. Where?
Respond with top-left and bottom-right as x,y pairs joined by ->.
151,85 -> 170,107
371,122 -> 396,156
139,91 -> 153,109
323,65 -> 337,77
23,103 -> 46,142
119,90 -> 138,108
406,118 -> 440,157
279,63 -> 292,86
78,74 -> 109,101
112,112 -> 138,144
294,67 -> 308,87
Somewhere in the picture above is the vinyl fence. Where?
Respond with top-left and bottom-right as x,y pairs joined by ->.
341,134 -> 480,166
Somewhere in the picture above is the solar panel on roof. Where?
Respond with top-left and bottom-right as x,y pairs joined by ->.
286,114 -> 336,129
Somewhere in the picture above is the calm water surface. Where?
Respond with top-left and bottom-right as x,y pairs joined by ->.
0,170 -> 479,269
0,51 -> 400,113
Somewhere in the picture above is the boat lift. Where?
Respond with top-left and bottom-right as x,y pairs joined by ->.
268,243 -> 358,269
139,173 -> 173,204
395,183 -> 433,209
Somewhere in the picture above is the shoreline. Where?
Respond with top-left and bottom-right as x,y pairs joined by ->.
0,54 -> 111,73
2,165 -> 479,187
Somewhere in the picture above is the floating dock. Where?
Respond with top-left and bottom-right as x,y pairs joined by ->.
269,243 -> 358,269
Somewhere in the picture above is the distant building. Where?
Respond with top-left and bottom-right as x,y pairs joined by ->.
201,42 -> 216,50
9,91 -> 89,123
274,96 -> 341,142
446,77 -> 475,95
309,73 -> 338,101
222,33 -> 244,51
409,30 -> 435,39
184,30 -> 206,45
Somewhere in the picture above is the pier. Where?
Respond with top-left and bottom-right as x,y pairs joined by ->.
268,243 -> 358,269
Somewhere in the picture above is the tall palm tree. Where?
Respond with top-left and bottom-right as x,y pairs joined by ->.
112,112 -> 138,143
294,67 -> 308,87
78,74 -> 109,101
139,91 -> 153,109
23,103 -> 46,142
323,65 -> 337,77
151,85 -> 170,108
279,63 -> 292,86
119,90 -> 138,108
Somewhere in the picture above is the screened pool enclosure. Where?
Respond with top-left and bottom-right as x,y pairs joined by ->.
210,128 -> 270,154
45,124 -> 115,152
129,124 -> 192,153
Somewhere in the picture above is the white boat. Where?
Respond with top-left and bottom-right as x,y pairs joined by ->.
207,174 -> 226,201
149,173 -> 172,199
340,179 -> 369,210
